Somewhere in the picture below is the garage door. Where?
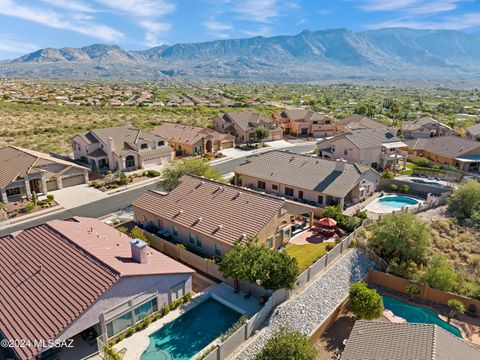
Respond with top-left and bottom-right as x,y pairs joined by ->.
46,179 -> 58,191
61,174 -> 85,188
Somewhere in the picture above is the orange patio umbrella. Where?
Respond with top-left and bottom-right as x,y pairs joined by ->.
319,217 -> 337,228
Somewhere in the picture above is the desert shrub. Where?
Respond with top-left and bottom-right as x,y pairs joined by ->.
256,327 -> 317,360
399,184 -> 410,193
24,202 -> 36,212
390,184 -> 398,191
349,282 -> 384,320
147,169 -> 160,177
46,194 -> 54,201
414,157 -> 430,167
381,170 -> 395,179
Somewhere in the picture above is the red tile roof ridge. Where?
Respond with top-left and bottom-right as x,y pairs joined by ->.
182,173 -> 286,203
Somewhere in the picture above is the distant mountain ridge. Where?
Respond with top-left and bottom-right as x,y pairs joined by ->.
3,28 -> 480,81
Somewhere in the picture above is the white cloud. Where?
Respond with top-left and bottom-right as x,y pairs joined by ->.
41,0 -> 97,13
359,0 -> 464,14
204,21 -> 233,32
370,12 -> 480,30
0,36 -> 39,54
94,0 -> 174,17
233,0 -> 279,23
139,20 -> 171,46
242,26 -> 272,37
0,0 -> 123,42
94,0 -> 175,46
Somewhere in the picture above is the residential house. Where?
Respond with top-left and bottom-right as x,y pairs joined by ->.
465,123 -> 480,141
336,114 -> 387,132
400,117 -> 455,139
273,109 -> 336,138
0,146 -> 89,204
341,321 -> 480,360
132,174 -> 315,258
404,136 -> 480,172
317,129 -> 407,171
153,123 -> 235,156
0,217 -> 193,360
234,151 -> 379,211
72,124 -> 174,172
212,111 -> 283,144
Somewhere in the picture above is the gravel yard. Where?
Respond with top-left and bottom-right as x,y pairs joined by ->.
232,249 -> 376,360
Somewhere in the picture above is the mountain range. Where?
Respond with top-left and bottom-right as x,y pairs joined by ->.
2,28 -> 480,81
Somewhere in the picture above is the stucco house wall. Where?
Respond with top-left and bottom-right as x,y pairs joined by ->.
59,273 -> 192,341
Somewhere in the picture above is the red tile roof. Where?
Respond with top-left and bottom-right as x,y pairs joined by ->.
0,217 -> 193,360
0,224 -> 120,360
132,174 -> 286,246
48,217 -> 194,276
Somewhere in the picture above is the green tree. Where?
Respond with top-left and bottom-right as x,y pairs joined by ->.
422,254 -> 458,292
414,157 -> 430,167
369,213 -> 430,279
447,299 -> 465,323
162,158 -> 224,191
406,283 -> 422,300
130,227 -> 149,243
349,282 -> 384,320
448,180 -> 480,224
254,126 -> 270,144
256,327 -> 317,360
219,238 -> 299,291
388,101 -> 400,125
103,346 -> 123,360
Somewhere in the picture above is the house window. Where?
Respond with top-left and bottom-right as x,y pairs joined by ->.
134,299 -> 158,322
125,155 -> 135,168
141,143 -> 148,149
299,190 -> 304,199
313,121 -> 318,124
173,225 -> 178,237
6,188 -> 21,196
267,237 -> 274,248
158,140 -> 165,146
272,184 -> 278,190
258,180 -> 266,189
344,148 -> 348,156
301,128 -> 308,136
189,233 -> 195,245
318,195 -> 323,204
106,312 -> 132,338
170,282 -> 185,302
214,243 -> 221,257
332,145 -> 336,152
285,187 -> 294,197
196,235 -> 202,248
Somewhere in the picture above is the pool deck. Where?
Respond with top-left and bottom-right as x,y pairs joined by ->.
95,283 -> 261,360
364,194 -> 424,214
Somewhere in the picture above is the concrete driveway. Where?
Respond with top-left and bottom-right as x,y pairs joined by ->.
50,184 -> 108,209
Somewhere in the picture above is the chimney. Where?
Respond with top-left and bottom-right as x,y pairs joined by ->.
335,158 -> 347,172
130,239 -> 148,264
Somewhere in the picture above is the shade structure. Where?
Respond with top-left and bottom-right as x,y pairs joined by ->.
319,217 -> 337,227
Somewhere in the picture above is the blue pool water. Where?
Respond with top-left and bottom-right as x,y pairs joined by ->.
377,196 -> 419,209
140,298 -> 242,360
411,179 -> 446,188
383,296 -> 462,337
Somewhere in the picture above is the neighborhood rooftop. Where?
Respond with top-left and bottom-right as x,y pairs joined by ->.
336,114 -> 386,130
221,110 -> 275,131
78,125 -> 169,156
153,123 -> 233,144
404,135 -> 480,159
132,174 -> 289,246
341,320 -> 480,360
235,150 -> 376,197
0,145 -> 88,189
280,109 -> 331,121
342,128 -> 403,149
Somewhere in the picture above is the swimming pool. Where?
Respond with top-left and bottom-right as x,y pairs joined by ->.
140,298 -> 242,360
383,296 -> 462,337
410,179 -> 447,188
377,196 -> 419,209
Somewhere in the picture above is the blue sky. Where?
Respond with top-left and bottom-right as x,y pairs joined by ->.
0,0 -> 479,59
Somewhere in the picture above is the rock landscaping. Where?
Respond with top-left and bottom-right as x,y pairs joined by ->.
233,249 -> 376,360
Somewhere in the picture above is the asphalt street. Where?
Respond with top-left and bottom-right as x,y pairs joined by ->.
0,143 -> 316,235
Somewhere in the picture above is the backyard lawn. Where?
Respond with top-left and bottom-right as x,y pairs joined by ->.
285,243 -> 329,272
400,162 -> 416,175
